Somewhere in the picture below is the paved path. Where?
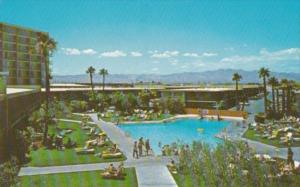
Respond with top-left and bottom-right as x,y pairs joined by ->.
18,156 -> 174,176
89,113 -> 135,161
136,165 -> 177,187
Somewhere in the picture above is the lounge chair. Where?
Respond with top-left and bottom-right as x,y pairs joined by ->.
101,171 -> 125,180
102,152 -> 122,159
75,148 -> 95,154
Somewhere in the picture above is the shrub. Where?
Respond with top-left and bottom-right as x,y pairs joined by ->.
0,157 -> 19,187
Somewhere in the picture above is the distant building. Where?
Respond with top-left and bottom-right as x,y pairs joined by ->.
0,22 -> 48,86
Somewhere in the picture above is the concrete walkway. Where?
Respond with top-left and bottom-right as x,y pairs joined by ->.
136,165 -> 177,187
18,156 -> 174,176
89,113 -> 135,161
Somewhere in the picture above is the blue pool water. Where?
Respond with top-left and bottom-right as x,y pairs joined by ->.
118,118 -> 230,154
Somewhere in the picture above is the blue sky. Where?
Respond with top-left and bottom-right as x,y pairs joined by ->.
1,0 -> 300,75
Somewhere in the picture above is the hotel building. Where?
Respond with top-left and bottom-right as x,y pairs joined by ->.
0,22 -> 47,86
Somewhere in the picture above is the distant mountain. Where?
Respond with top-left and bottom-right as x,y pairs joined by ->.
52,69 -> 300,84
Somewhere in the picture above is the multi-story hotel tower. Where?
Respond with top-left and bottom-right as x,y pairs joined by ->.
0,22 -> 47,86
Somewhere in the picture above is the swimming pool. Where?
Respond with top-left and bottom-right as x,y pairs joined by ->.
118,118 -> 231,154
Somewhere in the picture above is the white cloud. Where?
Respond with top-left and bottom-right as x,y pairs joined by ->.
151,61 -> 160,64
82,49 -> 97,55
221,48 -> 300,63
130,51 -> 143,57
151,51 -> 179,58
100,50 -> 127,58
202,52 -> 218,57
180,65 -> 188,69
151,67 -> 159,72
170,59 -> 178,66
183,53 -> 199,57
61,48 -> 98,56
61,48 -> 81,55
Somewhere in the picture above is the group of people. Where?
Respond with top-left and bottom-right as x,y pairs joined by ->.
101,162 -> 125,179
133,137 -> 152,159
85,134 -> 107,149
43,134 -> 77,150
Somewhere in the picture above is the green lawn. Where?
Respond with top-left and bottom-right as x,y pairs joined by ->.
243,129 -> 300,148
61,113 -> 92,122
26,121 -> 126,167
19,168 -> 138,187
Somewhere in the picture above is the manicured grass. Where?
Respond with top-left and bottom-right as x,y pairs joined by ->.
19,168 -> 138,187
27,121 -> 126,167
61,113 -> 92,122
243,129 -> 300,148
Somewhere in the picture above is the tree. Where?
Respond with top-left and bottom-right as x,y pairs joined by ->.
70,100 -> 88,113
232,73 -> 242,110
96,93 -> 110,112
36,33 -> 57,145
259,67 -> 270,113
268,77 -> 278,113
286,80 -> 295,116
138,90 -> 157,108
127,93 -> 138,114
280,79 -> 288,115
86,66 -> 96,97
111,92 -> 124,111
99,68 -> 108,91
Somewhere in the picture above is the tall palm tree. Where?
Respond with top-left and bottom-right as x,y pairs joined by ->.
268,77 -> 278,113
276,86 -> 280,113
36,33 -> 57,144
86,66 -> 96,95
281,79 -> 288,115
259,67 -> 270,113
286,80 -> 295,116
232,73 -> 242,110
99,68 -> 108,91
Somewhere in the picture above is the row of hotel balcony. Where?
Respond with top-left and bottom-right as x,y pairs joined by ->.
0,52 -> 42,61
7,77 -> 42,85
0,24 -> 41,39
1,42 -> 42,54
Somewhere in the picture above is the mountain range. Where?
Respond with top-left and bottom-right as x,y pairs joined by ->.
52,69 -> 300,84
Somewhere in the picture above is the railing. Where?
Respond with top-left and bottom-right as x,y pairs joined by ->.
184,107 -> 248,119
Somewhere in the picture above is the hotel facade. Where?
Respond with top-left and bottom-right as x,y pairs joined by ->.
0,22 -> 47,86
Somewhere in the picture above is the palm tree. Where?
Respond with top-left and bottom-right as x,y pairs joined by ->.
86,66 -> 96,95
36,33 -> 57,144
232,73 -> 242,110
286,80 -> 295,116
99,68 -> 108,91
268,77 -> 278,113
259,67 -> 270,113
280,79 -> 288,115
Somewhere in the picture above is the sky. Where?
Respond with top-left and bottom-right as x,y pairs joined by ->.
1,0 -> 300,75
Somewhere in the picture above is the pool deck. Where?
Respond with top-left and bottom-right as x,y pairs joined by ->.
19,111 -> 300,186
121,114 -> 244,125
19,113 -> 178,186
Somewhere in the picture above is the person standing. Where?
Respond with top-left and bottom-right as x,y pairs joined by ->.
287,146 -> 295,169
138,137 -> 144,157
133,141 -> 139,159
145,139 -> 150,156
